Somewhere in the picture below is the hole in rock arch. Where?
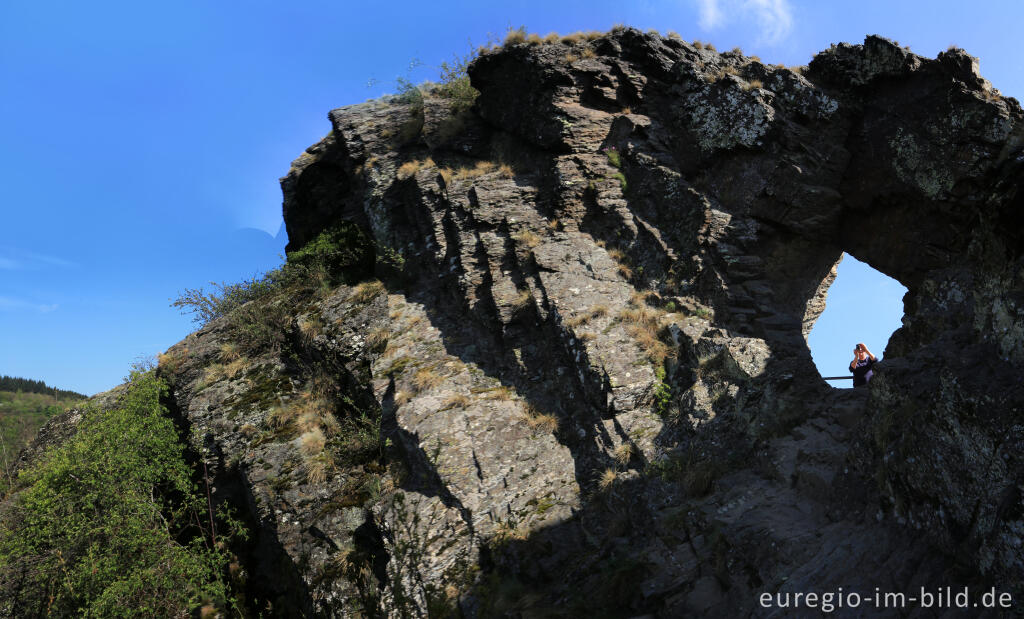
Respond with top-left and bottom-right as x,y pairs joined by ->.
808,253 -> 908,389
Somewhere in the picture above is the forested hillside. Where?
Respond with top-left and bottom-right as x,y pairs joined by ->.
0,378 -> 85,488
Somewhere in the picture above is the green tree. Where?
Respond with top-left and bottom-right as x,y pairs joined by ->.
0,369 -> 243,617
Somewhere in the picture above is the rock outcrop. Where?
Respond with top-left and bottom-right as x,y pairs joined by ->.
25,29 -> 1024,617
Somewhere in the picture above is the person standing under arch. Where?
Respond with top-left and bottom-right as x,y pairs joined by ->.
850,343 -> 877,387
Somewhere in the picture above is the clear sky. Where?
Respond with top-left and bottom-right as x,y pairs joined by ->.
1,1 -> 1018,395
808,254 -> 907,386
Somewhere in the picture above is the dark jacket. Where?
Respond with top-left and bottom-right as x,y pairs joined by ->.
851,356 -> 876,387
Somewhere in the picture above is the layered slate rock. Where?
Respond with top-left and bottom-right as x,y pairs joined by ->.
264,29 -> 1024,615
26,28 -> 1024,616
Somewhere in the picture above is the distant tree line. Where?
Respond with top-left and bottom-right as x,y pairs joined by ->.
0,375 -> 85,401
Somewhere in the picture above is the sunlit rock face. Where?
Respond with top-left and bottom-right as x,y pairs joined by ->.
23,28 -> 1021,616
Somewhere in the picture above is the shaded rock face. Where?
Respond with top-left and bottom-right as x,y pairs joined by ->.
158,30 -> 1024,616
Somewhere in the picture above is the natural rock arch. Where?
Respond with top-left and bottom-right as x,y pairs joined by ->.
198,29 -> 1024,614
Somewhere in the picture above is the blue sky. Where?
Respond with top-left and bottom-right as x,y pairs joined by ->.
0,1 -> 1017,395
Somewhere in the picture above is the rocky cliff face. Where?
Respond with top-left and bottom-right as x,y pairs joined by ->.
32,29 -> 1024,616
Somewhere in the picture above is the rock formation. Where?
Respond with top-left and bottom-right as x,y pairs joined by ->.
16,28 -> 1024,617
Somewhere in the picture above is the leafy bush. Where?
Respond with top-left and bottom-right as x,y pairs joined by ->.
0,369 -> 243,617
171,275 -> 280,327
436,48 -> 480,113
171,222 -> 380,356
286,222 -> 374,284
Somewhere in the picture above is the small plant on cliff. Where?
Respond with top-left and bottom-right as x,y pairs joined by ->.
0,368 -> 245,617
603,146 -> 621,168
436,47 -> 480,113
653,365 -> 672,417
172,223 -> 380,357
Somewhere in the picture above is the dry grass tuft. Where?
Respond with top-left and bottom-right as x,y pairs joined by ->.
224,357 -> 248,380
581,47 -> 597,59
543,32 -> 561,44
577,331 -> 596,342
620,305 -> 660,330
279,395 -> 335,433
621,106 -> 632,115
667,31 -> 682,41
441,394 -> 472,410
616,263 -> 634,280
219,343 -> 240,362
511,289 -> 533,312
613,443 -> 634,466
561,32 -> 585,45
525,411 -> 559,433
565,304 -> 610,328
505,28 -> 527,45
394,389 -> 412,405
514,230 -> 541,248
397,157 -> 435,180
522,402 -> 559,432
526,33 -> 543,45
598,468 -> 618,491
453,161 -> 495,180
366,327 -> 390,353
351,280 -> 386,304
268,405 -> 293,429
480,385 -> 515,401
741,79 -> 763,91
626,324 -> 670,365
157,347 -> 189,373
620,303 -> 672,364
496,163 -> 515,178
200,364 -> 227,388
629,289 -> 661,307
565,52 -> 579,63
438,167 -> 454,184
300,428 -> 326,456
299,316 -> 324,340
412,367 -> 444,392
239,424 -> 258,438
305,456 -> 330,484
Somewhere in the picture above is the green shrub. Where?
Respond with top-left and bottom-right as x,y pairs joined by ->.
436,49 -> 480,112
172,222 -> 374,329
653,365 -> 672,417
0,369 -> 244,617
171,223 -> 382,356
611,171 -> 628,192
603,146 -> 621,168
171,275 -> 280,327
286,222 -> 374,285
